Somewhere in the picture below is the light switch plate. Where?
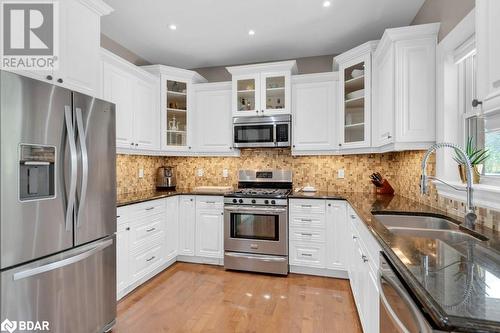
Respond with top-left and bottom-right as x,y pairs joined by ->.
222,169 -> 229,178
197,168 -> 204,177
337,169 -> 345,179
138,168 -> 144,178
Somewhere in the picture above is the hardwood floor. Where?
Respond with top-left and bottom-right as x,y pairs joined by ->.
113,263 -> 362,333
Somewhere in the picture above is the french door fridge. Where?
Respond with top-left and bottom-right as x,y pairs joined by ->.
0,71 -> 117,333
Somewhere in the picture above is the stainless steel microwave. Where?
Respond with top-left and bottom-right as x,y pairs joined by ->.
233,114 -> 291,148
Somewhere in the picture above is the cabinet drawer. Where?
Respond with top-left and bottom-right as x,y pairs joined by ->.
130,216 -> 164,249
290,199 -> 326,214
289,215 -> 326,229
196,196 -> 224,210
289,227 -> 326,243
289,241 -> 326,268
130,243 -> 164,282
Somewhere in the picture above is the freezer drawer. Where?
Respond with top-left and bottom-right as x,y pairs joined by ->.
1,236 -> 116,333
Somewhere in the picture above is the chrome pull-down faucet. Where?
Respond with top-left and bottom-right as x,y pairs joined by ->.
420,142 -> 477,228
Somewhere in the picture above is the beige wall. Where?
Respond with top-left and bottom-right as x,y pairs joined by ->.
100,34 -> 151,66
192,54 -> 336,82
411,0 -> 474,41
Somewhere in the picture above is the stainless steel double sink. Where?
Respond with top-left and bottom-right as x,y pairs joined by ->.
372,214 -> 488,243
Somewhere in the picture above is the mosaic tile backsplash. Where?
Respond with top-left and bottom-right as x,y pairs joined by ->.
117,149 -> 499,230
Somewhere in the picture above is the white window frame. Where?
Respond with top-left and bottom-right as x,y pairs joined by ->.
435,9 -> 500,211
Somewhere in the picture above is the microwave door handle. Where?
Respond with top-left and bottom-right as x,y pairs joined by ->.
273,123 -> 277,146
380,273 -> 431,333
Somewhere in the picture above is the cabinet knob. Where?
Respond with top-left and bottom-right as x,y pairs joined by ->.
130,142 -> 134,146
221,212 -> 224,216
57,78 -> 63,84
46,75 -> 53,81
135,143 -> 138,147
339,143 -> 342,147
327,203 -> 331,207
256,110 -> 259,114
292,145 -> 296,148
229,146 -> 233,150
126,227 -> 130,231
362,255 -> 368,263
472,99 -> 482,107
189,146 -> 192,149
387,135 -> 392,139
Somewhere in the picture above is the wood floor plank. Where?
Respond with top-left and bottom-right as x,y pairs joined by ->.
112,263 -> 363,333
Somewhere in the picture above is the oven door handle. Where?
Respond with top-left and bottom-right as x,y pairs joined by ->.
379,272 -> 432,333
224,206 -> 287,214
225,252 -> 287,262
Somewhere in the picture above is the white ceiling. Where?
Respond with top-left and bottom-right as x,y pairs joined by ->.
101,0 -> 425,69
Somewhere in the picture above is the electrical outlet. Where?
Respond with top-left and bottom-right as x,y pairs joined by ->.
222,169 -> 229,178
138,168 -> 144,178
337,169 -> 345,179
197,168 -> 204,177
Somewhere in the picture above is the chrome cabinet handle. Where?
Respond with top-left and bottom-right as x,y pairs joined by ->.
350,214 -> 356,219
301,233 -> 313,236
362,255 -> 368,263
205,201 -> 216,204
13,239 -> 113,280
75,108 -> 88,228
145,207 -> 155,211
352,235 -> 357,240
64,106 -> 77,232
472,99 -> 482,107
300,218 -> 312,222
146,227 -> 156,232
146,256 -> 156,262
301,253 -> 313,257
300,204 -> 312,208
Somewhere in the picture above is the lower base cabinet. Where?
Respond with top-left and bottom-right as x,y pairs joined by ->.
195,196 -> 224,258
178,196 -> 196,256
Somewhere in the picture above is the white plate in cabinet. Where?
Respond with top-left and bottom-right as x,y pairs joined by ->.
289,199 -> 326,215
289,228 -> 326,243
289,242 -> 326,268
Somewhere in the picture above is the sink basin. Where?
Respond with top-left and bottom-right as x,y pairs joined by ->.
373,214 -> 487,242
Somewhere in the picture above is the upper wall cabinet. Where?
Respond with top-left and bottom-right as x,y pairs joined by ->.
476,0 -> 500,114
372,23 -> 439,151
226,61 -> 298,117
6,0 -> 112,97
142,65 -> 207,153
101,49 -> 160,151
192,82 -> 238,155
292,73 -> 338,154
334,41 -> 378,151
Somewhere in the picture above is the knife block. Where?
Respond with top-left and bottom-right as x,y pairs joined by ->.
374,179 -> 394,195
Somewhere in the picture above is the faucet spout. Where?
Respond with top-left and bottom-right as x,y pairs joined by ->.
420,143 -> 475,226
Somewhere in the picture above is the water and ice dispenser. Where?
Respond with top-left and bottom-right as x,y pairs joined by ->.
19,144 -> 56,201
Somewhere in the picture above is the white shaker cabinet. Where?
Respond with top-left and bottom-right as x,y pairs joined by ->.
192,82 -> 236,155
116,220 -> 130,296
476,0 -> 500,114
326,200 -> 347,271
195,197 -> 224,259
226,61 -> 297,116
292,73 -> 338,154
178,196 -> 196,256
101,49 -> 160,151
372,24 -> 439,151
165,196 -> 179,262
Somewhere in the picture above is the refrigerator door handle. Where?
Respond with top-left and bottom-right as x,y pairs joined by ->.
13,238 -> 113,281
64,106 -> 77,231
75,107 -> 88,228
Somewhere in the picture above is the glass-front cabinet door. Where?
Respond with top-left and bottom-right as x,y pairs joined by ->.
261,72 -> 290,115
234,74 -> 260,116
339,53 -> 372,149
164,79 -> 189,148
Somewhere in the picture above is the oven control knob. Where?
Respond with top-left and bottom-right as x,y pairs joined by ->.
271,200 -> 276,205
264,200 -> 269,204
232,199 -> 237,203
238,199 -> 244,204
251,199 -> 256,204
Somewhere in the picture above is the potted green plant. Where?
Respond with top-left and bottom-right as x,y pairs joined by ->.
453,137 -> 489,184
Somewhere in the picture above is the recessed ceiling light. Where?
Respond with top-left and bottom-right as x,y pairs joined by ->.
323,1 -> 331,7
169,24 -> 177,31
248,30 -> 255,36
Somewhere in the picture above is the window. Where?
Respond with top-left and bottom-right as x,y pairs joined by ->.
457,47 -> 500,177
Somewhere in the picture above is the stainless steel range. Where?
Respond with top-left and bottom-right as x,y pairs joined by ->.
224,170 -> 292,275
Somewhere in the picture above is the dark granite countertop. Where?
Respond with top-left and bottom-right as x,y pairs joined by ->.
291,191 -> 500,332
118,189 -> 500,331
117,188 -> 232,207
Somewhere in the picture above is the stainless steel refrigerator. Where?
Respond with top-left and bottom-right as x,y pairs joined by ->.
0,71 -> 117,333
